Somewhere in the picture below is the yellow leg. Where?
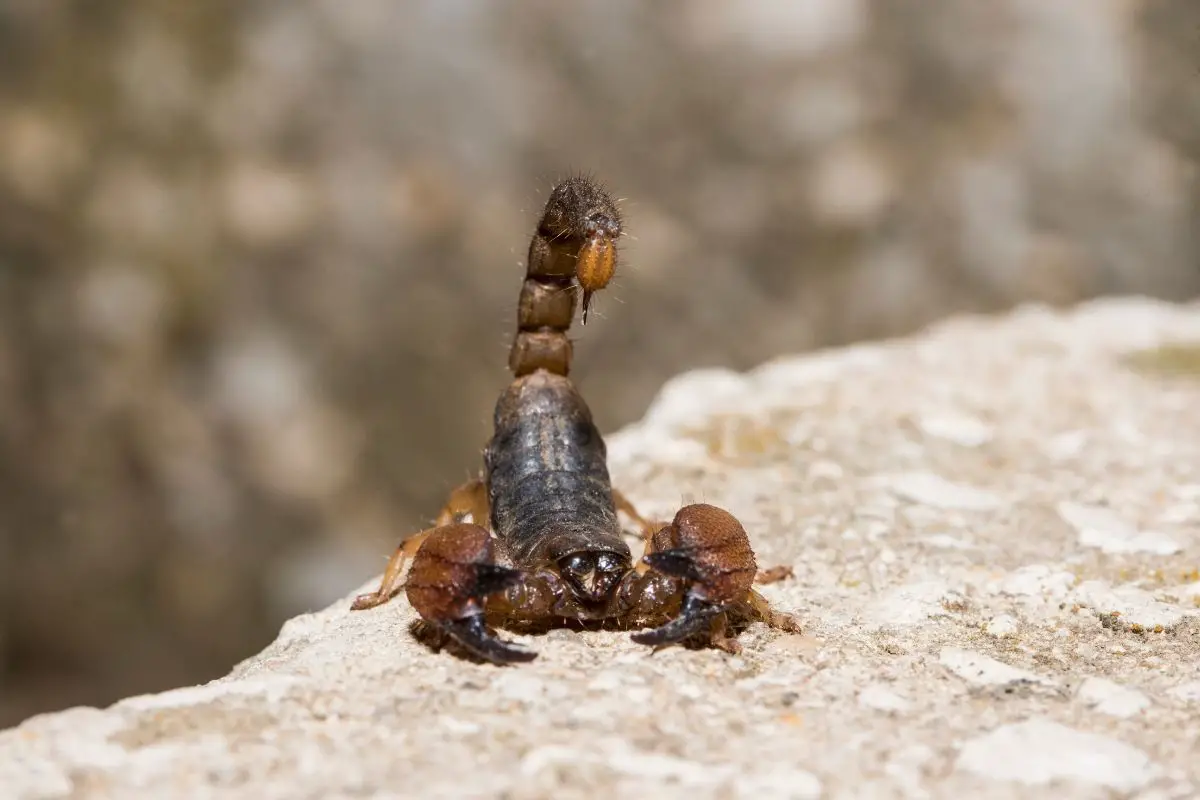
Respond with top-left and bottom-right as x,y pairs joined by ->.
436,477 -> 490,527
743,589 -> 804,633
613,488 -> 661,541
614,489 -> 670,575
708,613 -> 742,655
352,478 -> 491,611
755,565 -> 795,584
351,528 -> 436,610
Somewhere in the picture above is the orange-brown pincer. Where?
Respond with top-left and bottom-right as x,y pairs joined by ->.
405,523 -> 521,622
647,503 -> 758,605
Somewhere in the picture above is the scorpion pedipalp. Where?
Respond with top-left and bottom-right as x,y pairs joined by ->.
440,613 -> 537,664
404,523 -> 537,663
630,503 -> 760,649
630,593 -> 723,647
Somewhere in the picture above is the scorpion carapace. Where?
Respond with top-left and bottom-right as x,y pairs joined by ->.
351,176 -> 800,662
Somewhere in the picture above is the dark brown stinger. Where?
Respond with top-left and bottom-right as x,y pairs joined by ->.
508,177 -> 621,378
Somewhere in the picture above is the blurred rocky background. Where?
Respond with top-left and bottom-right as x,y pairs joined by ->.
0,0 -> 1197,726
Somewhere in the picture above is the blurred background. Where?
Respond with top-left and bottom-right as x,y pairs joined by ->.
1,0 -> 1198,725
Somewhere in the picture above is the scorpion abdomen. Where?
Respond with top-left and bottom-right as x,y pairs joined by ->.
485,372 -> 629,567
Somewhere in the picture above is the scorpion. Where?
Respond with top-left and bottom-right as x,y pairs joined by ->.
351,176 -> 800,662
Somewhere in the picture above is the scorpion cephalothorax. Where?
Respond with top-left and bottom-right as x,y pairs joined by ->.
351,176 -> 800,662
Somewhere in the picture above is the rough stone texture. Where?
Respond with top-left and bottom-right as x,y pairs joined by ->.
3,297 -> 1200,799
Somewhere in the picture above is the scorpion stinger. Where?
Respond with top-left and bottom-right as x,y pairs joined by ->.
351,176 -> 801,663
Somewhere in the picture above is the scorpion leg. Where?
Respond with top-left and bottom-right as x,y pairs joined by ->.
743,587 -> 805,634
436,477 -> 490,526
350,527 -> 436,611
612,488 -> 660,540
755,564 -> 795,584
628,503 -> 801,649
613,489 -> 670,575
351,478 -> 489,610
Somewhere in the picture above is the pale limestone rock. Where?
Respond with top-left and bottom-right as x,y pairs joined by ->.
864,580 -> 958,631
1058,502 -> 1182,555
916,412 -> 995,447
1168,681 -> 1200,704
1070,581 -> 1192,631
938,647 -> 1054,689
857,683 -> 912,714
955,719 -> 1157,791
1076,677 -> 1150,718
883,472 -> 1003,511
997,565 -> 1077,600
983,614 -> 1020,638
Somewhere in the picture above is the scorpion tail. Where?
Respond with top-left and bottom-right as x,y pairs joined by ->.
508,176 -> 621,378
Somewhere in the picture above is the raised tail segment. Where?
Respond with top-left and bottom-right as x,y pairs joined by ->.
508,177 -> 621,377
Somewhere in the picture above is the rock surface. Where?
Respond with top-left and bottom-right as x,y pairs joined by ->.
4,297 -> 1200,799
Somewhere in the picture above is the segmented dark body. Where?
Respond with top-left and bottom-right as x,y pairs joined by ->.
484,371 -> 630,567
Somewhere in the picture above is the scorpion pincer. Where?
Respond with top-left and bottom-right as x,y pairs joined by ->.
351,176 -> 801,662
